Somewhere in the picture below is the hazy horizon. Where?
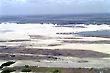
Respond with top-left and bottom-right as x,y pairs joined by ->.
0,0 -> 110,15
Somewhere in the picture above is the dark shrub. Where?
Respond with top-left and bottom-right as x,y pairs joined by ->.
24,65 -> 29,68
1,61 -> 15,67
1,68 -> 15,73
0,66 -> 3,69
21,68 -> 32,72
21,65 -> 31,72
53,69 -> 60,73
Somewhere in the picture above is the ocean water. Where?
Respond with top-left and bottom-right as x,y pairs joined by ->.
76,30 -> 110,37
0,13 -> 110,37
0,13 -> 110,24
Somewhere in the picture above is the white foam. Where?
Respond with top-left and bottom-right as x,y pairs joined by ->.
72,24 -> 110,33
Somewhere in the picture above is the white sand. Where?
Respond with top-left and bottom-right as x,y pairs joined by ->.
54,44 -> 110,54
0,23 -> 110,69
0,23 -> 110,54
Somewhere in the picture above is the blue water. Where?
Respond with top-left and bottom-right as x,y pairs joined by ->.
76,30 -> 110,37
0,13 -> 110,37
0,13 -> 110,24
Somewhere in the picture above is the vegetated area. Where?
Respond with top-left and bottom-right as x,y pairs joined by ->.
0,61 -> 16,73
1,66 -> 110,73
0,61 -> 15,69
0,61 -> 110,73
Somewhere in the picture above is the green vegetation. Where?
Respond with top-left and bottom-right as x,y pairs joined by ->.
24,65 -> 30,68
0,61 -> 15,73
0,66 -> 110,73
21,68 -> 32,72
21,65 -> 32,72
1,68 -> 15,73
52,69 -> 60,73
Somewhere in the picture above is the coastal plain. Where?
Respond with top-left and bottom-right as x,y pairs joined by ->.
0,23 -> 110,73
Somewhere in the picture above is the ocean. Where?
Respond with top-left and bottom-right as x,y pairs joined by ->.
0,13 -> 110,37
0,13 -> 110,24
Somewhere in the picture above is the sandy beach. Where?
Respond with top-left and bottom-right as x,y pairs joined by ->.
0,23 -> 110,53
0,23 -> 110,68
